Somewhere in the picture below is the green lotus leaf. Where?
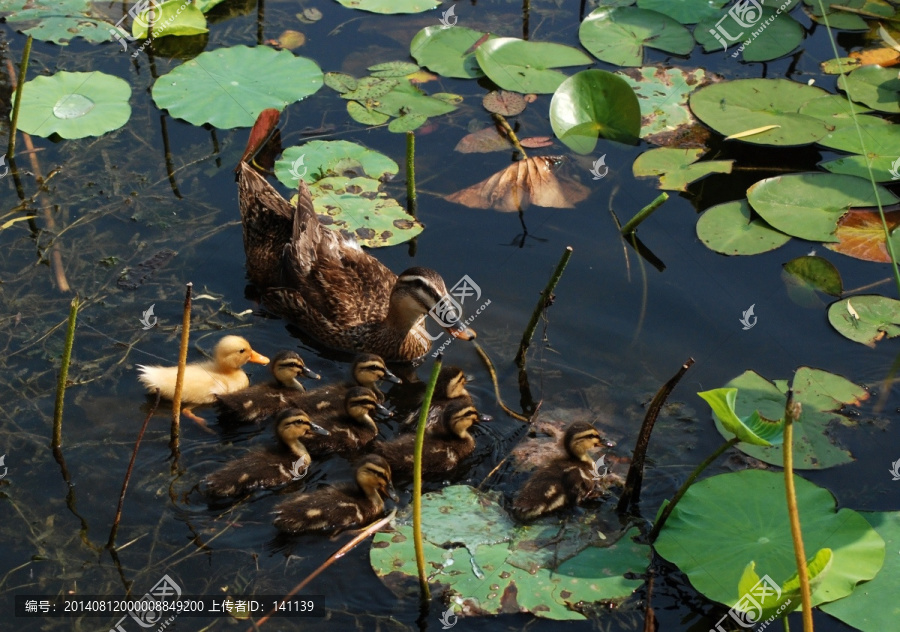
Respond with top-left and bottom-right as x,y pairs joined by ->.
475,37 -> 593,94
697,388 -> 784,446
346,101 -> 390,126
334,0 -> 440,14
16,71 -> 131,139
615,66 -> 708,143
324,72 -> 358,94
695,7 -> 803,62
410,26 -> 495,79
132,0 -> 208,38
782,256 -> 843,309
151,46 -> 323,129
3,0 -> 116,45
388,113 -> 427,133
805,0 -> 887,30
636,0 -> 728,24
837,65 -> 900,114
579,7 -> 694,67
369,80 -> 457,118
827,295 -> 900,347
633,147 -> 732,190
697,200 -> 791,255
798,94 -> 875,132
367,61 -> 420,78
275,141 -> 399,186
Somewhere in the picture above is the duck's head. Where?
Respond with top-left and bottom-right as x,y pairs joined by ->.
389,267 -> 476,340
344,386 -> 392,433
351,354 -> 401,389
436,366 -> 470,400
441,399 -> 488,441
355,454 -> 398,503
214,335 -> 270,370
563,422 -> 604,464
275,408 -> 329,454
270,350 -> 321,391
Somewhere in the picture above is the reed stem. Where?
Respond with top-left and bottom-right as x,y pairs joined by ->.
783,391 -> 813,632
491,113 -> 528,159
52,297 -> 80,449
514,246 -> 573,366
170,282 -> 192,448
413,354 -> 443,601
7,35 -> 32,160
620,193 -> 668,236
406,131 -> 417,216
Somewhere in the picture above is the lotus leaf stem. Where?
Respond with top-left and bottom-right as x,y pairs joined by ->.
170,282 -> 193,450
620,193 -> 668,236
473,342 -> 529,421
413,354 -> 443,602
491,113 -> 528,159
7,35 -> 31,160
406,131 -> 417,216
514,246 -> 573,366
52,297 -> 80,449
783,391 -> 813,632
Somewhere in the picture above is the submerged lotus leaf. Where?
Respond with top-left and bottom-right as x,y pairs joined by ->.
827,295 -> 900,347
632,147 -> 732,190
275,141 -> 399,186
713,368 -> 868,469
578,7 -> 694,67
746,173 -> 898,242
3,0 -> 115,45
616,66 -> 710,144
690,79 -> 829,146
655,470 -> 884,608
696,200 -> 791,255
475,37 -> 593,94
335,0 -> 440,13
782,255 -> 843,307
695,7 -> 803,62
151,46 -> 323,129
16,71 -> 131,139
410,26 -> 495,79
370,485 -> 648,620
636,0 -> 728,24
838,65 -> 900,113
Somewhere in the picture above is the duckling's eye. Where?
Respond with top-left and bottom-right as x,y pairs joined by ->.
239,348 -> 247,354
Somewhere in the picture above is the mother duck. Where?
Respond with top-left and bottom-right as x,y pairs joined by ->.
235,110 -> 475,363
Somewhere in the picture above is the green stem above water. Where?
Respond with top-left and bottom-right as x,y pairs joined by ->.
413,354 -> 442,602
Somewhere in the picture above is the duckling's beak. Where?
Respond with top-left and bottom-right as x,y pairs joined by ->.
384,482 -> 399,502
374,402 -> 393,418
382,367 -> 402,384
478,413 -> 493,423
309,422 -> 330,436
444,322 -> 476,340
301,366 -> 321,380
249,349 -> 270,365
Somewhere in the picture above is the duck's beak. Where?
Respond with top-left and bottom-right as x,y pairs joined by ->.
444,321 -> 476,340
384,483 -> 399,502
478,413 -> 493,423
249,350 -> 270,365
301,365 -> 321,380
375,402 -> 393,418
382,367 -> 402,384
309,422 -> 330,436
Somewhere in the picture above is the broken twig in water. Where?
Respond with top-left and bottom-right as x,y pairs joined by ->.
170,282 -> 193,451
620,192 -> 668,237
515,246 -> 573,366
52,297 -> 81,449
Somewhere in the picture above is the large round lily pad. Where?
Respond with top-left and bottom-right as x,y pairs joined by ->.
410,26 -> 494,79
16,71 -> 131,139
335,0 -> 439,13
838,65 -> 900,114
274,141 -> 399,186
690,79 -> 829,146
550,70 -> 641,154
655,470 -> 885,608
636,0 -> 728,24
578,7 -> 694,67
475,37 -> 593,94
151,46 -> 323,129
827,295 -> 900,347
696,200 -> 791,255
746,173 -> 899,242
695,7 -> 803,62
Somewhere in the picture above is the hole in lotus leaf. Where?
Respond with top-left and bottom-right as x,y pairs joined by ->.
53,93 -> 94,119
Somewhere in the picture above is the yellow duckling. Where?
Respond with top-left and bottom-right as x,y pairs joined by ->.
137,335 -> 269,422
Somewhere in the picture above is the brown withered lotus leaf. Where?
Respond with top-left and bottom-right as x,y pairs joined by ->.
445,156 -> 590,211
825,210 -> 900,263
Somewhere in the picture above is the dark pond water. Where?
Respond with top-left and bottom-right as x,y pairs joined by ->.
1,1 -> 899,631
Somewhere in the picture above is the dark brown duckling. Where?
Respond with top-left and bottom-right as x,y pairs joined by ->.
302,387 -> 392,458
215,350 -> 321,424
273,454 -> 398,535
296,353 -> 400,414
373,399 -> 487,480
398,366 -> 479,431
510,421 -> 605,522
203,409 -> 328,498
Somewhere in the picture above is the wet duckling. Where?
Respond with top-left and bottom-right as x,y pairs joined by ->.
215,350 -> 321,424
511,421 -> 606,522
398,366 -> 477,431
137,335 -> 269,423
203,409 -> 328,498
296,353 -> 401,413
273,454 -> 398,535
373,399 -> 487,480
302,387 -> 392,458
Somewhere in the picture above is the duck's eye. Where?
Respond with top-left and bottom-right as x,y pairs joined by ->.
239,348 -> 247,353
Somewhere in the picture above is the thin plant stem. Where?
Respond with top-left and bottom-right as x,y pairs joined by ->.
649,435 -> 739,541
7,35 -> 32,160
406,131 -> 417,216
783,391 -> 813,632
413,354 -> 443,602
52,297 -> 81,449
515,246 -> 573,366
170,282 -> 192,449
492,113 -> 528,158
473,342 -> 529,421
620,193 -> 669,236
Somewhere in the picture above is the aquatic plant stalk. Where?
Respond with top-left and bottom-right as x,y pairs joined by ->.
473,342 -> 529,421
413,354 -> 443,601
170,282 -> 193,448
617,358 -> 694,513
515,246 -> 573,366
620,192 -> 669,236
52,297 -> 81,449
406,131 -> 417,216
783,391 -> 813,632
7,35 -> 32,160
492,113 -> 528,159
648,436 -> 739,541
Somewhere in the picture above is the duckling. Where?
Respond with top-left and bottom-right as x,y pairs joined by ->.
296,353 -> 401,414
302,387 -> 392,458
398,366 -> 478,431
273,454 -> 398,535
137,335 -> 269,423
203,409 -> 328,498
236,109 -> 476,362
373,399 -> 487,480
215,350 -> 321,424
510,421 -> 606,522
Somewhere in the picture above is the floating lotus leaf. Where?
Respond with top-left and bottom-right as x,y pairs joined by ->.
633,147 -> 732,190
454,126 -> 513,153
335,0 -> 439,13
151,46 -> 323,129
324,72 -> 359,94
816,117 -> 900,156
690,79 -> 829,146
805,0 -> 888,30
655,470 -> 884,610
368,61 -> 420,78
820,155 -> 900,182
409,26 -> 494,79
275,141 -> 398,186
387,113 -> 428,133
369,80 -> 457,118
483,90 -> 526,116
696,200 -> 791,255
695,7 -> 803,62
616,66 -> 710,144
3,0 -> 115,45
746,173 -> 898,242
370,485 -> 649,620
824,210 -> 900,262
475,37 -> 593,94
132,0 -> 207,38
782,255 -> 843,308
578,7 -> 694,67
713,368 -> 868,469
799,94 -> 878,133
636,0 -> 728,24
697,388 -> 784,446
827,295 -> 900,347
346,101 -> 390,126
837,65 -> 900,113
16,71 -> 131,139
550,70 -> 641,154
